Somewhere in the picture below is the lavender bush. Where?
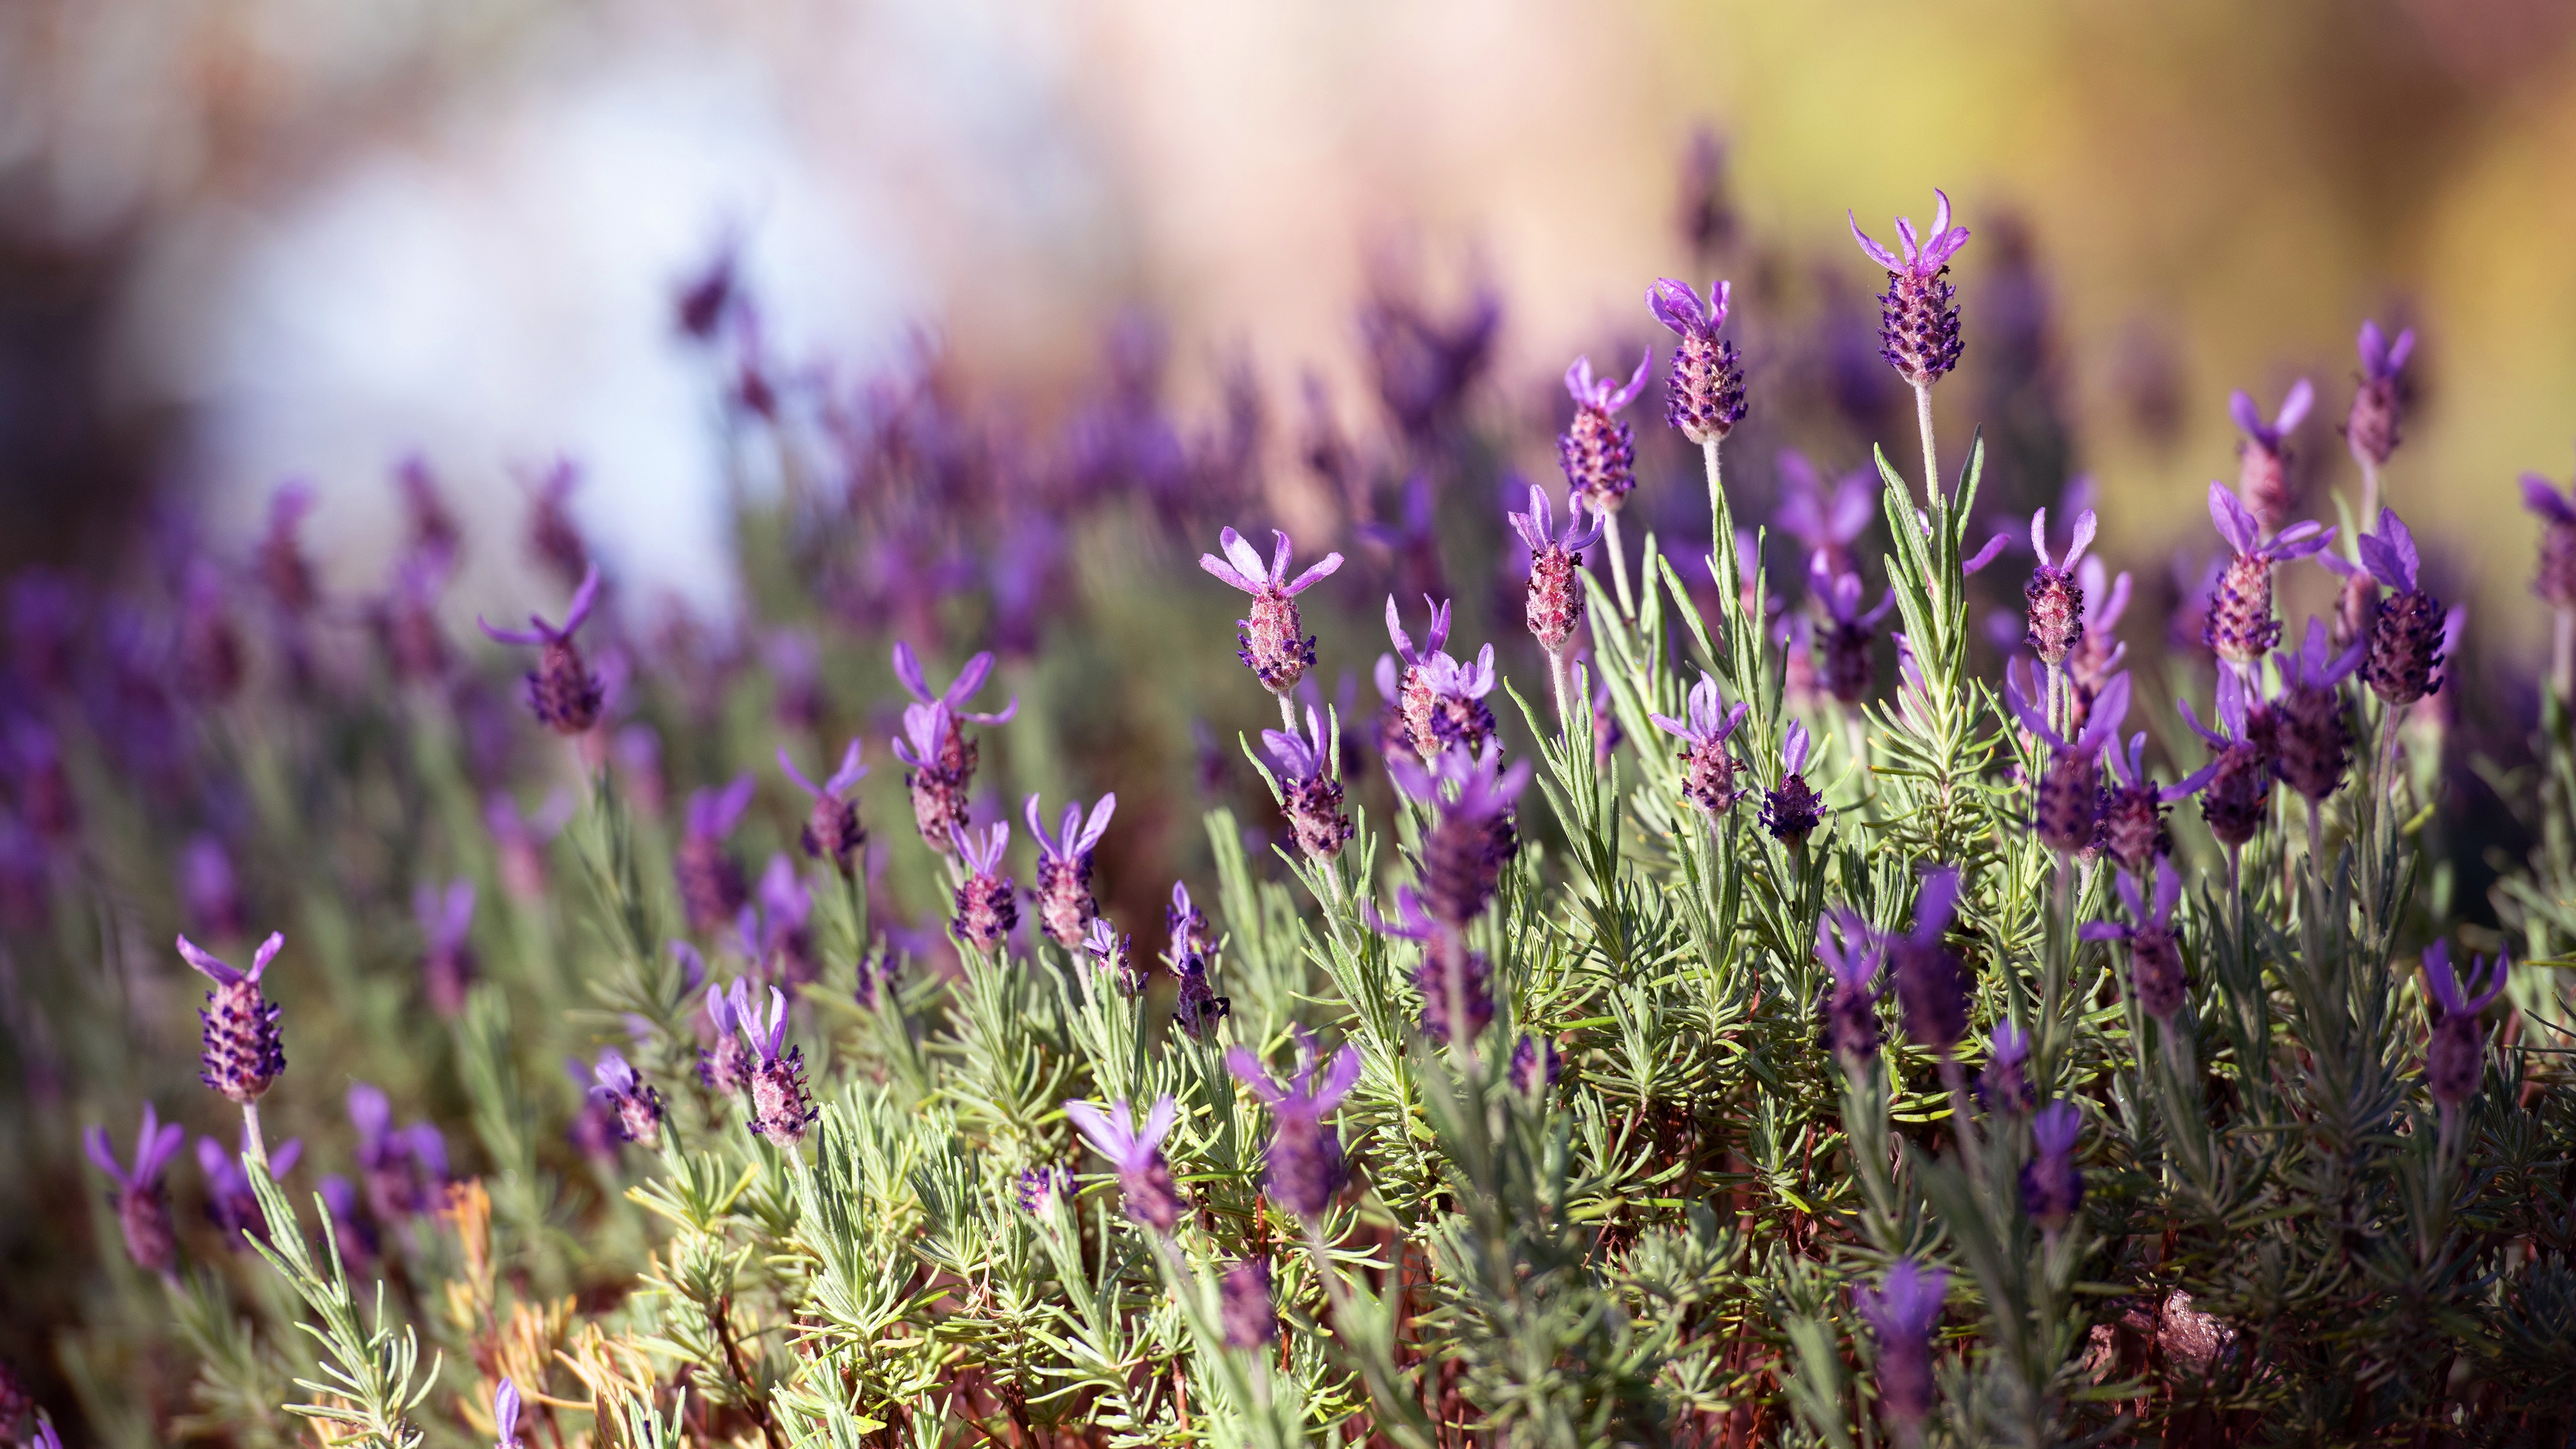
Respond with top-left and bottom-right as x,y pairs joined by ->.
1,163 -> 2572,1449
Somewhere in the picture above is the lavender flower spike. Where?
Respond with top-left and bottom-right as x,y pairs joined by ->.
1649,672 -> 1750,815
1890,866 -> 1970,1056
2345,321 -> 2414,474
1849,190 -> 1970,390
477,563 -> 604,735
1558,352 -> 1652,515
1815,908 -> 1884,1066
1063,1095 -> 1187,1234
2006,663 -> 2131,856
1263,706 -> 1354,861
1812,554 -> 1896,705
178,931 -> 287,1104
2322,509 -> 2446,706
700,980 -> 755,1094
414,879 -> 476,1018
675,775 -> 755,932
2081,859 -> 2188,1020
1225,1029 -> 1363,1220
1506,483 -> 1604,656
2421,942 -> 2509,1112
1978,1020 -> 2034,1117
1199,527 -> 1344,695
1220,1260 -> 1278,1349
2524,470 -> 2576,614
892,641 -> 1020,727
587,1048 -> 666,1147
2270,619 -> 2365,805
2230,379 -> 2314,531
2179,668 -> 2275,850
2098,733 -> 2212,874
1026,794 -> 1114,946
1852,1258 -> 1949,1430
1647,278 -> 1746,445
2023,506 -> 2096,667
1760,720 -> 1826,848
1387,742 -> 1530,928
950,821 -> 1020,952
737,985 -> 816,1146
85,1103 -> 186,1274
2021,1100 -> 2086,1234
780,740 -> 869,876
1364,885 -> 1495,1046
2204,482 -> 2334,669
1773,451 -> 1876,573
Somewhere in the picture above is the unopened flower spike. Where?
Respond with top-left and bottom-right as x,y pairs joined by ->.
1760,720 -> 1826,847
2024,506 -> 2096,667
1224,1030 -> 1362,1220
1815,908 -> 1883,1066
85,1103 -> 186,1274
2081,858 -> 2189,1020
1026,794 -> 1113,945
1558,352 -> 1652,515
1649,672 -> 1751,814
949,821 -> 1019,951
1890,866 -> 1970,1055
1507,484 -> 1604,657
2204,481 -> 2334,670
1262,706 -> 1354,861
1199,527 -> 1344,695
2021,1099 -> 2086,1234
1810,553 -> 1895,705
178,931 -> 287,1104
2229,378 -> 2313,531
2006,663 -> 2130,856
478,563 -> 605,735
2345,321 -> 2414,474
2270,618 -> 2366,805
1852,1259 -> 1949,1431
586,1048 -> 665,1147
2178,669 -> 2275,851
2421,941 -> 2510,1114
2322,508 -> 2446,706
1063,1095 -> 1187,1234
737,984 -> 816,1146
1646,278 -> 1746,445
780,740 -> 869,875
1850,189 -> 1970,391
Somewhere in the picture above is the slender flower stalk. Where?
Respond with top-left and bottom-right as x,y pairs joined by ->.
1850,191 -> 1970,501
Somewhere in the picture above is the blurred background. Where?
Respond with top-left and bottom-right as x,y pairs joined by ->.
7,0 -> 2575,634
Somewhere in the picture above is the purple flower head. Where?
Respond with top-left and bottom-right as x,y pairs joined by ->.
1064,1095 -> 1187,1234
1265,706 -> 1355,861
739,985 -> 816,1146
1385,593 -> 1453,672
477,564 -> 605,735
1558,352 -> 1652,513
1815,908 -> 1884,1065
2229,380 -> 2314,453
2267,619 -> 2366,803
179,931 -> 288,1104
892,641 -> 1019,726
1851,191 -> 1970,388
1220,1259 -> 1278,1349
1774,452 -> 1877,568
1810,553 -> 1896,706
2345,322 -> 2415,468
87,1104 -> 184,1275
735,856 -> 818,985
1648,279 -> 1746,443
781,740 -> 869,875
892,702 -> 972,854
1017,1164 -> 1074,1215
735,982 -> 791,1063
587,1047 -> 666,1147
1389,742 -> 1529,928
1652,672 -> 1751,814
1978,1020 -> 2035,1116
2022,505 -> 2096,667
2522,471 -> 2576,526
197,1128 -> 301,1248
1508,484 -> 1603,655
1364,885 -> 1493,1046
2206,482 -> 2333,566
414,879 -> 478,1018
2357,320 -> 2415,384
674,775 -> 755,934
2082,858 -> 2189,1018
1200,527 -> 1345,696
2021,1099 -> 2086,1232
2008,663 -> 2129,856
2322,509 -> 2447,706
494,1377 -> 522,1449
2524,469 -> 2576,610
2229,380 -> 2316,531
1852,1258 -> 1949,1426
2204,483 -> 2332,669
2422,941 -> 2509,1111
1167,881 -> 1215,962
1027,794 -> 1114,946
949,821 -> 1018,952
700,980 -> 755,1094
1849,191 -> 1972,278
1760,720 -> 1827,847
1226,1029 -> 1363,1220
1890,866 -> 1972,1055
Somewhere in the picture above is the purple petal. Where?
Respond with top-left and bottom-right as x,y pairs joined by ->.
2385,328 -> 2415,374
561,564 -> 602,637
2078,920 -> 2129,943
1225,1047 -> 1289,1107
892,641 -> 930,703
1782,718 -> 1810,775
1607,350 -> 1653,411
2206,482 -> 2258,556
2356,320 -> 2386,376
1645,278 -> 1704,337
249,931 -> 284,981
2275,378 -> 2314,434
2522,474 -> 2576,524
2063,511 -> 2098,570
2228,390 -> 2265,439
1079,795 -> 1117,851
176,934 -> 242,987
1962,531 -> 2012,575
1285,552 -> 1345,595
1139,1094 -> 1179,1152
2115,868 -> 2146,922
1847,212 -> 1901,271
476,617 -> 548,647
2077,673 -> 2133,756
1913,866 -> 1960,941
777,747 -> 824,800
85,1125 -> 127,1185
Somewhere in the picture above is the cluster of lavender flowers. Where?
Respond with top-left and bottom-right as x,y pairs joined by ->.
11,157 -> 2573,1449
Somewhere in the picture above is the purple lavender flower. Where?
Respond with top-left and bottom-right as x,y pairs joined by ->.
493,1377 -> 523,1449
525,459 -> 589,589
2204,482 -> 2334,669
738,985 -> 816,1146
1167,881 -> 1215,961
892,643 -> 1020,755
1017,1164 -> 1074,1215
1221,1258 -> 1279,1350
780,741 -> 869,877
2063,556 -> 2133,723
1647,279 -> 1746,445
1226,1030 -> 1362,1220
1199,528 -> 1344,696
85,1104 -> 184,1273
2082,860 -> 2188,1020
1084,918 -> 1146,998
1172,949 -> 1232,1042
2005,665 -> 2131,856
2269,620 -> 2365,804
949,822 -> 1019,953
2020,1099 -> 2086,1234
2229,380 -> 2314,532
176,558 -> 247,704
2421,942 -> 2509,1112
2321,509 -> 2446,706
1026,794 -> 1115,946
1890,867 -> 1971,1055
737,858 -> 820,985
486,790 -> 573,902
1511,1034 -> 1563,1096
1557,353 -> 1652,515
414,879 -> 477,1018
1366,885 -> 1495,1048
1853,1259 -> 1948,1428
1759,720 -> 1827,848
700,981 -> 756,1095
1385,596 -> 1487,758
199,1129 -> 302,1248
1849,191 -> 1970,388
1389,743 -> 1530,929
2098,734 -> 2212,875
892,703 -> 970,855
256,483 -> 321,620
2180,669 -> 2277,851
1815,908 -> 1883,1065
765,629 -> 824,733
177,932 -> 286,1104
586,1048 -> 665,1147
1649,672 -> 1751,815
1978,1021 -> 2034,1117
1263,707 -> 1354,861
675,775 -> 755,934
478,564 -> 604,735
2023,506 -> 2096,667
2522,470 -> 2576,610
348,1083 -> 449,1222
1811,555 -> 1896,705
1506,484 -> 1604,656
1064,1095 -> 1187,1234
2343,321 -> 2414,471
1774,451 -> 1876,574
179,834 -> 244,941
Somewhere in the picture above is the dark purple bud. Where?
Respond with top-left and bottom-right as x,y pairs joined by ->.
2269,626 -> 2361,804
1227,1032 -> 1360,1220
1066,1097 -> 1187,1234
1651,672 -> 1751,814
1510,1034 -> 1562,1096
2180,672 -> 2277,849
950,822 -> 1020,952
675,775 -> 755,933
2343,322 -> 2412,470
1977,1022 -> 2034,1117
1505,484 -> 1604,655
1026,794 -> 1114,946
84,1104 -> 185,1274
1648,278 -> 1748,445
2019,1100 -> 2086,1232
1556,353 -> 1651,514
179,932 -> 286,1104
1760,722 -> 1826,849
1199,527 -> 1343,695
1891,869 -> 1970,1055
1810,554 -> 1896,706
1850,191 -> 1970,389
1220,1259 -> 1278,1350
2008,666 -> 2131,856
1852,1259 -> 1947,1426
1018,1164 -> 1073,1215
2421,943 -> 2509,1110
781,741 -> 869,877
2023,506 -> 2096,666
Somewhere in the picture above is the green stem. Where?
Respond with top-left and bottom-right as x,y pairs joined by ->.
1913,381 -> 1940,505
1604,511 -> 1636,621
